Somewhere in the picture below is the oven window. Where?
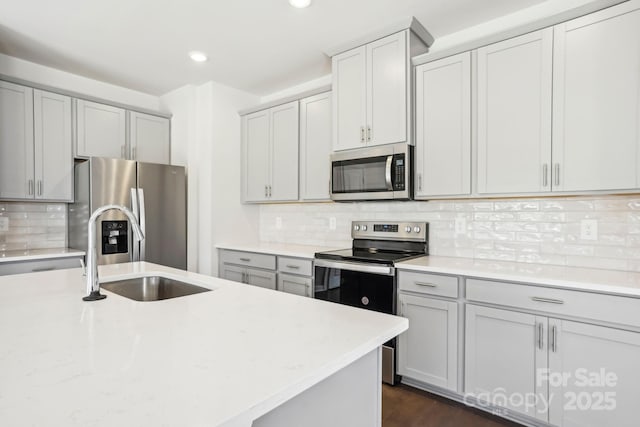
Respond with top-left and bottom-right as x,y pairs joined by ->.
332,156 -> 388,193
314,266 -> 395,314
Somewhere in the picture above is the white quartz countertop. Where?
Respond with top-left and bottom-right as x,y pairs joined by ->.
0,247 -> 85,263
0,262 -> 407,427
397,256 -> 640,298
216,242 -> 342,259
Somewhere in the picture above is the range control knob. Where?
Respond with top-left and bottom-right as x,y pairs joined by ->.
361,225 -> 368,231
354,225 -> 360,231
414,226 -> 421,233
405,226 -> 412,233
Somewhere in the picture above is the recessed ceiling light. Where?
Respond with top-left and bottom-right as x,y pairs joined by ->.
289,0 -> 311,8
189,51 -> 208,63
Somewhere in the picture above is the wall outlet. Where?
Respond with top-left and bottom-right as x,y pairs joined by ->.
0,217 -> 8,232
454,216 -> 467,235
329,217 -> 337,230
275,217 -> 282,230
580,219 -> 598,241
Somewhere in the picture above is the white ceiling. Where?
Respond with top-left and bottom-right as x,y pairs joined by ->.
0,0 -> 547,97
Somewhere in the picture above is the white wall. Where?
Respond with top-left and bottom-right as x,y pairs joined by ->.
161,81 -> 260,275
0,53 -> 163,111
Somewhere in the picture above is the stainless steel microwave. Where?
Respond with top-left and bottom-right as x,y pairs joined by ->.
330,143 -> 412,201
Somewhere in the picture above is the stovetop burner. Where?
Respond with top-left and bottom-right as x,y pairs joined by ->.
315,221 -> 429,265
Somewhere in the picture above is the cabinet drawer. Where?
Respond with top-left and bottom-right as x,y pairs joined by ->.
277,256 -> 312,276
219,250 -> 276,270
0,257 -> 83,276
466,278 -> 640,329
398,270 -> 459,298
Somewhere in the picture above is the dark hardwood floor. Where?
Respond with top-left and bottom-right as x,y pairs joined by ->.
382,384 -> 522,427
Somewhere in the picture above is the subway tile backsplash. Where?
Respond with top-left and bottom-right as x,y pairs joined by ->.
0,202 -> 67,252
260,195 -> 640,272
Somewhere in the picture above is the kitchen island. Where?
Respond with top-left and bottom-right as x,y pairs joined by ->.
0,262 -> 407,426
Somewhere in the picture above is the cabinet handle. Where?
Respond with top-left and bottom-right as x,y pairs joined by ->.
418,173 -> 422,191
414,282 -> 437,288
31,267 -> 55,272
286,265 -> 300,269
366,126 -> 372,142
360,126 -> 365,143
542,164 -> 548,187
121,145 -> 126,158
38,180 -> 43,196
537,323 -> 544,350
531,296 -> 564,305
242,272 -> 247,283
264,185 -> 267,197
239,257 -> 251,262
554,163 -> 560,186
28,179 -> 33,195
268,185 -> 272,197
551,325 -> 557,353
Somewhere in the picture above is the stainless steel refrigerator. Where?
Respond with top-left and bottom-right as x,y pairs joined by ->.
68,157 -> 187,269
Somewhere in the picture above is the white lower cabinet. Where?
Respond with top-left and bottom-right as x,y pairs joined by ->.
465,304 -> 549,421
398,294 -> 458,391
465,302 -> 640,426
548,320 -> 640,427
277,274 -> 312,298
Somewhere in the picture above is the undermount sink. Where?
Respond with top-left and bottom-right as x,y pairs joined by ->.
101,276 -> 212,301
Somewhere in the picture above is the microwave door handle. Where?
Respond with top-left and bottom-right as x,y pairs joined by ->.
385,155 -> 393,191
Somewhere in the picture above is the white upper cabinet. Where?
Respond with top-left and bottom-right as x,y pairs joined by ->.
415,52 -> 471,198
367,32 -> 407,146
332,31 -> 412,151
33,90 -> 73,201
0,81 -> 34,200
76,99 -> 126,159
299,91 -> 332,201
129,111 -> 170,164
552,2 -> 640,192
477,28 -> 553,195
243,110 -> 271,202
269,102 -> 299,201
242,101 -> 299,203
0,83 -> 72,202
332,46 -> 367,151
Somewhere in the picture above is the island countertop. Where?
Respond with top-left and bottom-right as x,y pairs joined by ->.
0,262 -> 407,427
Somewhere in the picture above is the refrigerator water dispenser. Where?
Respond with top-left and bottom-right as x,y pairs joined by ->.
102,220 -> 128,255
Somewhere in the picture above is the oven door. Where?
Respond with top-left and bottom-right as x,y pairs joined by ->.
314,258 -> 398,384
314,259 -> 396,314
330,143 -> 411,201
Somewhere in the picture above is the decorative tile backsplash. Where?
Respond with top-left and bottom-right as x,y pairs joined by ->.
0,202 -> 67,252
260,195 -> 640,272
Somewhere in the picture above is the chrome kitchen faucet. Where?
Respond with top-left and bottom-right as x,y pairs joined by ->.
83,205 -> 144,301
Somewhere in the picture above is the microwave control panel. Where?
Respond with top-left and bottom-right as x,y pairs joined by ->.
393,155 -> 405,190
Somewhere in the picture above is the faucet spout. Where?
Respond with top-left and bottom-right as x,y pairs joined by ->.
83,204 -> 145,302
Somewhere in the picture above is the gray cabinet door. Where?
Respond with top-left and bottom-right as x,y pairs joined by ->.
0,81 -> 34,200
129,111 -> 170,164
34,90 -> 73,201
243,110 -> 270,202
76,99 -> 126,159
270,101 -> 299,201
300,92 -> 331,201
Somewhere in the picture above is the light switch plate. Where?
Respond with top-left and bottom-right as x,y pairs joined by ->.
0,217 -> 8,232
580,219 -> 598,241
329,217 -> 337,230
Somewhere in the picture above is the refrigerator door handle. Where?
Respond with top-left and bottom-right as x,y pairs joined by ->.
138,188 -> 146,261
130,188 -> 140,262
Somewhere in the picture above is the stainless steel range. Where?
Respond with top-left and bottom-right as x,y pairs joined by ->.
314,221 -> 429,384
